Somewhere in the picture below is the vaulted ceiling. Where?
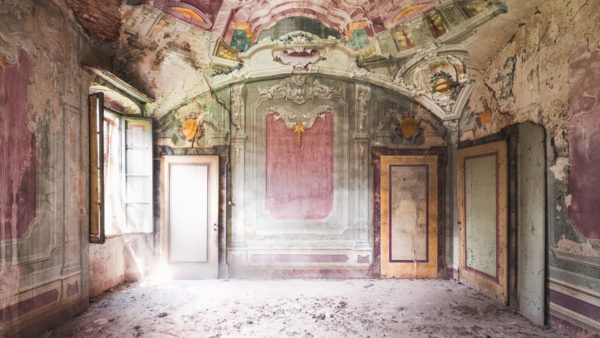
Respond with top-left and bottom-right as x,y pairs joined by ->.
153,0 -> 439,37
66,0 -> 442,43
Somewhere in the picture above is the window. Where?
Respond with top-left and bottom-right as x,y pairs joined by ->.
89,94 -> 153,243
122,117 -> 153,234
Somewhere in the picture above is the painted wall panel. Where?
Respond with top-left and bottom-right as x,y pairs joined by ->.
465,154 -> 498,278
0,49 -> 36,240
0,1 -> 107,335
265,112 -> 333,220
379,155 -> 439,279
568,49 -> 600,240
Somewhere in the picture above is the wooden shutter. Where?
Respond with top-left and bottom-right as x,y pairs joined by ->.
89,93 -> 105,243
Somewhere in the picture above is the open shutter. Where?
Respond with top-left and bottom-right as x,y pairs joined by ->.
123,117 -> 153,233
89,93 -> 105,243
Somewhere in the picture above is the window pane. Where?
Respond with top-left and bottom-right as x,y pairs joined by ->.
103,111 -> 123,236
126,149 -> 147,175
126,176 -> 150,203
126,203 -> 152,233
124,117 -> 153,233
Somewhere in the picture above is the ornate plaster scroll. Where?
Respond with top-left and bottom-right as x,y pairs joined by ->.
265,105 -> 334,130
273,47 -> 326,70
258,75 -> 342,105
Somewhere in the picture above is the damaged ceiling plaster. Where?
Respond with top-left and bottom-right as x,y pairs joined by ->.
66,0 -> 507,122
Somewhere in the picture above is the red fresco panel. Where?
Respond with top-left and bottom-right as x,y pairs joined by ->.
0,49 -> 37,240
568,47 -> 600,239
265,112 -> 333,220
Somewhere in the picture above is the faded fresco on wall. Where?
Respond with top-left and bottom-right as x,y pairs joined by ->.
0,49 -> 36,240
567,47 -> 600,240
265,112 -> 334,220
372,99 -> 446,148
157,90 -> 229,148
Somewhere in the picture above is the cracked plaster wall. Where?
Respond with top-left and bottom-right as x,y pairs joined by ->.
462,0 -> 600,335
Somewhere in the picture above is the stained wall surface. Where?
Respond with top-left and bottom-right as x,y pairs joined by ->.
0,0 -> 102,336
89,234 -> 154,297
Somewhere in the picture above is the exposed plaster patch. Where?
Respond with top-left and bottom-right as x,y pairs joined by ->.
549,156 -> 569,181
565,194 -> 572,208
555,234 -> 600,258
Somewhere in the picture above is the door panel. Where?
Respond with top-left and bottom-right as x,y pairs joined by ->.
465,155 -> 498,277
381,156 -> 438,278
169,164 -> 209,262
161,156 -> 219,279
458,141 -> 508,303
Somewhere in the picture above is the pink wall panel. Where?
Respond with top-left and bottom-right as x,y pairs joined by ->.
265,112 -> 333,220
568,48 -> 600,239
0,50 -> 37,240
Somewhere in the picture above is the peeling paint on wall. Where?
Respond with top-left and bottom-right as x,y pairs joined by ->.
549,157 -> 569,181
462,0 -> 600,334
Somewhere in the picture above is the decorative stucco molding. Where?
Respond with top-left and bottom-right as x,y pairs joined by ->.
394,45 -> 470,117
258,75 -> 343,105
265,105 -> 334,130
355,83 -> 372,136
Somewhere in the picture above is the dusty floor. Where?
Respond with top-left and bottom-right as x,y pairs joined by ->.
44,279 -> 565,338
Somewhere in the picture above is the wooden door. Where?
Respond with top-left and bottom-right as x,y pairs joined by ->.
380,155 -> 438,278
161,156 -> 219,279
457,141 -> 508,303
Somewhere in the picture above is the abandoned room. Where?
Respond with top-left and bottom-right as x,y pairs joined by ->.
1,0 -> 600,337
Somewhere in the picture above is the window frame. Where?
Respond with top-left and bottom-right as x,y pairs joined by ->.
89,93 -> 154,243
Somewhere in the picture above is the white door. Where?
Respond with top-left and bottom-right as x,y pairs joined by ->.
161,156 -> 219,279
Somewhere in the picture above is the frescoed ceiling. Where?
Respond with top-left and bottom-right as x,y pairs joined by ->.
65,0 -> 443,43
152,0 -> 440,38
72,0 -> 502,121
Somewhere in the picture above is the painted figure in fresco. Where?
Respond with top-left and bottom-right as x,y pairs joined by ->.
426,11 -> 447,38
349,28 -> 370,50
231,29 -> 252,52
394,28 -> 415,50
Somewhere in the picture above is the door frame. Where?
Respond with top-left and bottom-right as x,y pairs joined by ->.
160,155 -> 220,277
371,147 -> 447,278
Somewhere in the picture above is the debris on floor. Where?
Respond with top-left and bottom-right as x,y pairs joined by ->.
43,279 -> 566,338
